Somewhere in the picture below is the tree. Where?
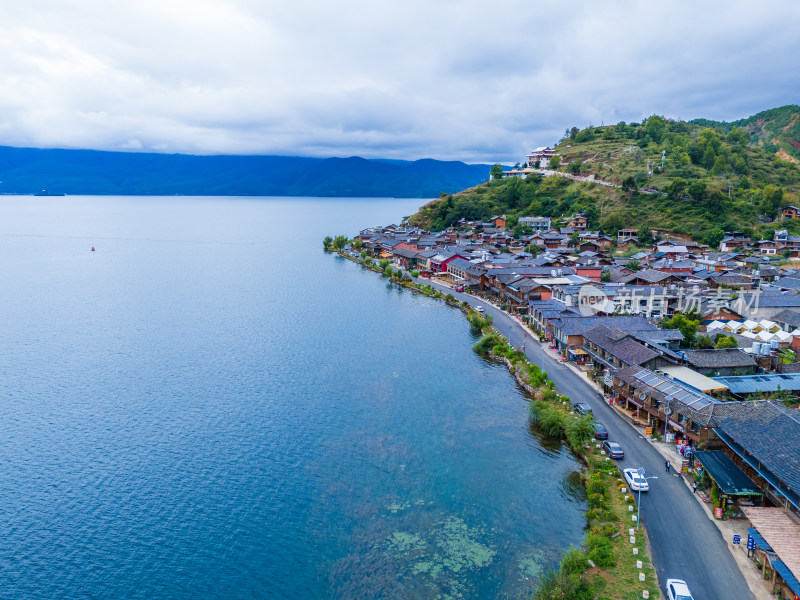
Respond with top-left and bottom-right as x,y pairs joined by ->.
323,236 -> 333,250
332,235 -> 348,250
706,190 -> 724,214
710,155 -> 728,175
705,228 -> 725,249
643,115 -> 666,144
695,335 -> 714,349
715,335 -> 738,349
524,243 -> 541,256
668,178 -> 688,199
512,223 -> 533,238
727,126 -> 749,146
638,227 -> 654,246
702,147 -> 717,170
689,180 -> 708,203
763,184 -> 784,213
621,176 -> 637,192
352,238 -> 364,250
601,269 -> 610,282
660,314 -> 700,347
627,259 -> 641,271
490,164 -> 503,180
600,212 -> 626,236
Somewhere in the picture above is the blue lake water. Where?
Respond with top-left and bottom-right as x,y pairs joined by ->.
0,195 -> 586,599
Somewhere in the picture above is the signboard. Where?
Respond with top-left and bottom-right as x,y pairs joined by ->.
603,371 -> 613,386
733,534 -> 741,545
747,535 -> 756,551
714,508 -> 723,519
645,427 -> 652,437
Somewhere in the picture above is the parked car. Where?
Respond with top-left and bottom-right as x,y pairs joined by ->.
593,422 -> 608,440
666,578 -> 694,600
454,285 -> 464,292
573,402 -> 593,416
475,306 -> 484,313
602,440 -> 624,459
623,468 -> 649,492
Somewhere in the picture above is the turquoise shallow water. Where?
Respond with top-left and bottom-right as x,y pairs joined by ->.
0,195 -> 586,599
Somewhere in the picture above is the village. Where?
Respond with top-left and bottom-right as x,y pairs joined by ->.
348,196 -> 800,599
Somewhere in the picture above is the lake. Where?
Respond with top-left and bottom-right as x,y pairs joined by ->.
0,195 -> 586,599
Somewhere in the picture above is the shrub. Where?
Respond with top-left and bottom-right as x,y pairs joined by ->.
467,312 -> 493,333
473,333 -> 502,355
560,547 -> 588,576
566,415 -> 595,450
535,405 -> 568,438
586,533 -> 615,568
410,270 -> 420,277
586,477 -> 608,497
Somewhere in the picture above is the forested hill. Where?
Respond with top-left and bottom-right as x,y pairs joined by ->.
0,146 -> 492,198
410,106 -> 800,245
690,105 -> 800,163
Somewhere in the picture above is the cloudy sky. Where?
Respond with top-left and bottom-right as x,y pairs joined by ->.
1,0 -> 798,162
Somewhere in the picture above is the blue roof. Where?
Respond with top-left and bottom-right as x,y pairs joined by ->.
746,527 -> 773,552
772,561 -> 800,597
712,373 -> 800,394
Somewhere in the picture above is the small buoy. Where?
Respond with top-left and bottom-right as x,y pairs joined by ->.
91,246 -> 95,251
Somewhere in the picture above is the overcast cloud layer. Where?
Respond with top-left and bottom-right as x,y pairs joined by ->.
1,0 -> 798,162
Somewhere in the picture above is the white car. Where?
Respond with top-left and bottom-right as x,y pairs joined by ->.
623,468 -> 649,492
475,306 -> 484,313
666,578 -> 694,600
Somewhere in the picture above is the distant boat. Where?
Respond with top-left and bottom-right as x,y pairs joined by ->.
34,190 -> 65,196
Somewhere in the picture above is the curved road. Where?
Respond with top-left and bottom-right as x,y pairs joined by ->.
424,280 -> 753,600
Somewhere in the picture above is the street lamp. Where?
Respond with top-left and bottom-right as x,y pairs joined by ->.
663,397 -> 672,440
636,468 -> 658,531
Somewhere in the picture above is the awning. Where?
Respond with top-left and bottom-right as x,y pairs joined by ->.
772,561 -> 800,597
668,419 -> 685,432
625,397 -> 643,408
569,348 -> 588,356
694,451 -> 763,496
746,527 -> 773,552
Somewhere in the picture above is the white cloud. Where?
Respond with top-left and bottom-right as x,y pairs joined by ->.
0,0 -> 797,162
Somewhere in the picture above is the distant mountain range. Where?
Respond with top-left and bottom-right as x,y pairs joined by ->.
0,146 -> 495,198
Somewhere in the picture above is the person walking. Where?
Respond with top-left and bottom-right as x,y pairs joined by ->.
665,460 -> 671,473
692,481 -> 698,494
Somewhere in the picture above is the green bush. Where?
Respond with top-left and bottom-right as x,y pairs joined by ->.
559,547 -> 588,576
586,533 -> 615,568
532,404 -> 567,437
566,415 -> 595,450
473,333 -> 502,355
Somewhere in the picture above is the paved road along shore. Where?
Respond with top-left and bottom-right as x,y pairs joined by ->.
423,279 -> 755,600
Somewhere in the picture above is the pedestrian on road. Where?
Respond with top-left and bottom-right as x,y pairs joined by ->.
692,481 -> 698,494
665,460 -> 671,473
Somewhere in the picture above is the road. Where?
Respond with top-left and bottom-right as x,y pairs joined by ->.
424,279 -> 754,600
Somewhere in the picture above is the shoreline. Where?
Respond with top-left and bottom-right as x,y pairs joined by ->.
330,247 -> 661,598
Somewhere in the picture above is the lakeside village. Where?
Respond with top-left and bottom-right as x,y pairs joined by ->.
339,184 -> 800,599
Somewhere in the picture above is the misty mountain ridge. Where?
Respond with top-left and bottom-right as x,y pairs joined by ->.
0,146 -> 495,198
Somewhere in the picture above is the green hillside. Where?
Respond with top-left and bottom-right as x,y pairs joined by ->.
409,107 -> 800,245
691,105 -> 800,162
